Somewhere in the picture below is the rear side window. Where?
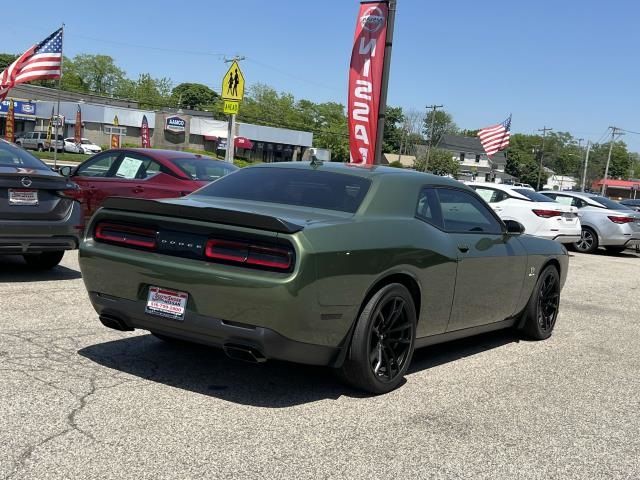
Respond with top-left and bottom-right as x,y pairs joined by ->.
194,167 -> 371,213
171,157 -> 237,182
513,188 -> 554,202
0,141 -> 49,170
473,187 -> 509,203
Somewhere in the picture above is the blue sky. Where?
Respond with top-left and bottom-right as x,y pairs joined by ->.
2,0 -> 640,150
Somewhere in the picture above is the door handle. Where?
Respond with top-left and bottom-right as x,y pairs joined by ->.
458,244 -> 470,253
133,186 -> 145,193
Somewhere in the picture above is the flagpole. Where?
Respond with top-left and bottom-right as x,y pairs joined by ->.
53,24 -> 64,169
373,0 -> 396,165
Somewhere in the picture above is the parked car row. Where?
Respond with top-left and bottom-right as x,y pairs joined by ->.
0,140 -> 237,269
63,138 -> 102,154
467,182 -> 640,254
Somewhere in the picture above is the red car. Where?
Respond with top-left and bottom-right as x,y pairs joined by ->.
59,149 -> 238,219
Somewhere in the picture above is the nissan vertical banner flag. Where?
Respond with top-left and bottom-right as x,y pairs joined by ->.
348,1 -> 389,164
141,115 -> 151,148
5,99 -> 15,142
111,115 -> 120,148
74,105 -> 82,143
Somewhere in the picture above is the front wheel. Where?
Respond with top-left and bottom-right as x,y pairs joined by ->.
573,227 -> 598,253
520,265 -> 561,340
339,283 -> 417,394
23,251 -> 65,270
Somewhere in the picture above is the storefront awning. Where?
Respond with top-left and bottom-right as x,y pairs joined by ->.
234,136 -> 254,149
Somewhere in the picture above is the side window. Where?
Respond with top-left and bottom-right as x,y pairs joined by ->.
75,152 -> 121,178
112,154 -> 161,180
415,187 -> 443,229
553,195 -> 573,206
573,198 -> 587,208
474,187 -> 495,203
436,188 -> 503,234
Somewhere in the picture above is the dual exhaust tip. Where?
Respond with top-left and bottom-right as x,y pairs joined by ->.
99,314 -> 267,364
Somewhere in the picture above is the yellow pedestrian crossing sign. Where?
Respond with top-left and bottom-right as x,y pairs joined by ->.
222,61 -> 245,102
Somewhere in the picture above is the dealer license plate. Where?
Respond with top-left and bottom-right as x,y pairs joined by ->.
8,189 -> 38,206
145,286 -> 188,321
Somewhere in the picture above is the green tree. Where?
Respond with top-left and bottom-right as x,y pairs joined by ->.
171,83 -> 219,110
0,53 -> 17,70
381,106 -> 404,153
414,148 -> 459,176
72,54 -> 126,95
423,110 -> 457,146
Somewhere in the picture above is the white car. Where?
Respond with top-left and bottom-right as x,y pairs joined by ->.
63,138 -> 102,154
467,183 -> 581,244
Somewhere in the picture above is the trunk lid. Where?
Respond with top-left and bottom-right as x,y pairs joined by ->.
0,168 -> 78,221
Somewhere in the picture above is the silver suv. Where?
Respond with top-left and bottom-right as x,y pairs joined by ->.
15,131 -> 64,152
540,191 -> 640,253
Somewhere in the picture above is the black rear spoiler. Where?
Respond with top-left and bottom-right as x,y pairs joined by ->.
100,197 -> 305,234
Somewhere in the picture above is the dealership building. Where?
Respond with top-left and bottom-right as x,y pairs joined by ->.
0,85 -> 313,162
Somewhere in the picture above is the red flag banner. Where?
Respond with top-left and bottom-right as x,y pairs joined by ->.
5,99 -> 15,142
74,105 -> 82,143
348,1 -> 389,164
111,115 -> 120,149
141,115 -> 151,148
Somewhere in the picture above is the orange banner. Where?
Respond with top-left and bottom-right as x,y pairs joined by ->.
4,99 -> 14,142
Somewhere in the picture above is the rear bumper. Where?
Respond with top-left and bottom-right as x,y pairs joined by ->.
0,236 -> 77,254
89,292 -> 339,366
599,233 -> 640,247
535,233 -> 581,244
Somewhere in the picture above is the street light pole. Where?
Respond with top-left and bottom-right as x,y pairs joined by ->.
601,127 -> 622,196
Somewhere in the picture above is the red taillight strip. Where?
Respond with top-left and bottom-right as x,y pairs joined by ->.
205,238 -> 293,271
607,215 -> 635,224
94,222 -> 157,249
532,209 -> 563,218
204,239 -> 248,263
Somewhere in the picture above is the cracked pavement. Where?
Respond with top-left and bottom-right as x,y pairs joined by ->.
1,251 -> 639,479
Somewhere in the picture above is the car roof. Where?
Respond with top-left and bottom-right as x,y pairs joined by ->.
107,148 -> 230,163
247,161 -> 466,188
540,190 -> 596,199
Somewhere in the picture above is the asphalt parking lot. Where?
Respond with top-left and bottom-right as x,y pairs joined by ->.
1,250 -> 639,480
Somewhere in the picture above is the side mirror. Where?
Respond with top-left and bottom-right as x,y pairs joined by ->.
504,219 -> 525,235
59,165 -> 72,177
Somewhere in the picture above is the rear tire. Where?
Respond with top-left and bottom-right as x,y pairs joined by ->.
605,246 -> 627,254
520,265 -> 560,340
37,144 -> 44,152
573,227 -> 598,253
23,251 -> 65,270
339,283 -> 417,394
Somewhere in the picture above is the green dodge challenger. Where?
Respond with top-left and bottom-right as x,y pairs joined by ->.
79,162 -> 568,394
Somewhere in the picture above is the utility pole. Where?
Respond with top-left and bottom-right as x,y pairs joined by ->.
601,126 -> 623,196
535,126 -> 553,190
581,140 -> 591,192
223,55 -> 245,164
424,104 -> 443,171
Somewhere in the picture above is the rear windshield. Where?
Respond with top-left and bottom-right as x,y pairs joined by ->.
0,141 -> 49,170
513,188 -> 555,202
194,167 -> 371,213
591,196 -> 632,210
170,157 -> 238,182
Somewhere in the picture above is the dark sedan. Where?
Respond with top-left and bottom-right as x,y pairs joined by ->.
59,149 -> 238,220
620,198 -> 640,212
0,140 -> 81,269
79,162 -> 568,394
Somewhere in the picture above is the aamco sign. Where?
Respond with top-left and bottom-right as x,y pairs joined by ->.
165,115 -> 186,133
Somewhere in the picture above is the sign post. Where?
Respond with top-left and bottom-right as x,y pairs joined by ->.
221,59 -> 245,163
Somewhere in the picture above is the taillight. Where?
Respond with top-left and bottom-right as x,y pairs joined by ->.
532,209 -> 562,218
94,222 -> 157,249
205,238 -> 293,271
607,215 -> 635,224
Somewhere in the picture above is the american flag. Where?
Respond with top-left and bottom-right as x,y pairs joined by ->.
478,114 -> 511,157
0,28 -> 63,102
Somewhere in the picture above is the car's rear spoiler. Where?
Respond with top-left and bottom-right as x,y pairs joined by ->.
100,197 -> 305,234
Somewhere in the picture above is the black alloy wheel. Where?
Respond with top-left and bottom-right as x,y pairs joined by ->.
574,227 -> 598,253
521,265 -> 560,340
339,283 -> 417,394
368,297 -> 414,383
